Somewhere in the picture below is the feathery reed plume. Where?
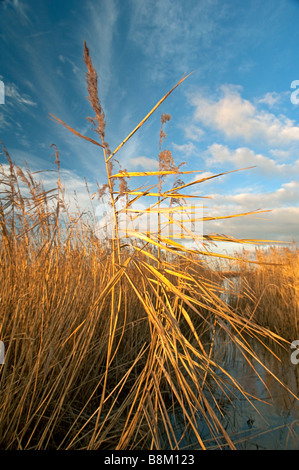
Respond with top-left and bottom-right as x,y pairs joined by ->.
157,114 -> 172,267
83,41 -> 108,151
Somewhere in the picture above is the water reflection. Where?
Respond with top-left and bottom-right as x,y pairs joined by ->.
209,335 -> 299,449
166,332 -> 299,450
214,276 -> 299,449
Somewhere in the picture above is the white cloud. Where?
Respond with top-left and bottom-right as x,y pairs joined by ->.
189,85 -> 299,146
172,142 -> 198,158
128,156 -> 158,170
205,206 -> 299,243
191,171 -> 216,187
206,143 -> 299,178
219,180 -> 299,208
202,182 -> 299,242
269,149 -> 293,160
182,124 -> 205,142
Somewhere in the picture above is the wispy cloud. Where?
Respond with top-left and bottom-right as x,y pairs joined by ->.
1,0 -> 30,23
5,82 -> 37,107
258,91 -> 284,108
128,0 -> 223,80
0,81 -> 37,131
58,54 -> 80,78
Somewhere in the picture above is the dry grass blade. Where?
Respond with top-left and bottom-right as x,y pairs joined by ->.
111,170 -> 202,178
114,190 -> 209,199
107,73 -> 193,162
202,209 -> 271,221
49,114 -> 105,149
163,166 -> 256,194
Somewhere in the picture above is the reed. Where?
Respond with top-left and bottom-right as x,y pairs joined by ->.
225,246 -> 299,341
0,43 -> 297,450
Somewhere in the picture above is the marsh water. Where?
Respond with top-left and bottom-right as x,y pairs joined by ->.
165,332 -> 299,450
165,278 -> 299,450
208,336 -> 298,449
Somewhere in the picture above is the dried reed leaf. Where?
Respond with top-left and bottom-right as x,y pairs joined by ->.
110,169 -> 202,178
163,166 -> 256,194
107,73 -> 193,162
49,114 -> 105,148
114,190 -> 209,199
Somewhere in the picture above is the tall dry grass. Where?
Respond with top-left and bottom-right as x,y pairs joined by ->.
224,246 -> 299,341
0,42 -> 297,450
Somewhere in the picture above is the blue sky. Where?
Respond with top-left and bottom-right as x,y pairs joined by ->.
1,0 -> 299,250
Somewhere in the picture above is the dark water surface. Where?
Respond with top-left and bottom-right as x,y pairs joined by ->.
208,335 -> 299,449
161,276 -> 299,450
167,332 -> 299,450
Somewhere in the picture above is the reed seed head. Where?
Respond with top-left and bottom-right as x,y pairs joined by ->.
83,41 -> 108,148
